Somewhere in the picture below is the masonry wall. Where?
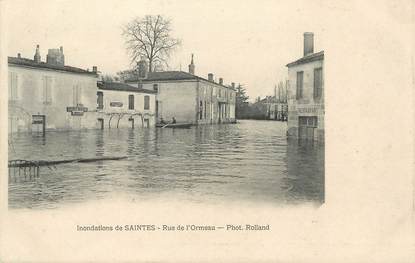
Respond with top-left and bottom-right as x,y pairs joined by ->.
8,65 -> 98,134
97,89 -> 156,128
139,79 -> 236,125
142,81 -> 197,124
197,80 -> 236,124
287,59 -> 324,141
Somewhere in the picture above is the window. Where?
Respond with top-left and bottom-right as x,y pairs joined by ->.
204,101 -> 207,119
153,84 -> 159,92
43,76 -> 53,104
199,101 -> 203,119
299,116 -> 317,127
128,94 -> 134,110
144,95 -> 150,110
73,85 -> 81,106
8,72 -> 18,100
296,71 -> 303,100
97,91 -> 104,109
313,67 -> 323,99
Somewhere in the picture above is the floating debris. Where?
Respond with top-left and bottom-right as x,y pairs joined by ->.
8,156 -> 127,180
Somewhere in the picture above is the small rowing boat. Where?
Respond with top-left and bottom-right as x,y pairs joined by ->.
156,123 -> 193,129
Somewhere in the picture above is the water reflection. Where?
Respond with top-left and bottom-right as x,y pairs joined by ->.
8,120 -> 324,209
284,138 -> 325,203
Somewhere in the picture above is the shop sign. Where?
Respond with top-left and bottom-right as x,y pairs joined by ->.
298,106 -> 318,113
67,104 -> 88,117
110,102 -> 123,107
71,111 -> 84,116
32,115 -> 45,124
66,106 -> 88,112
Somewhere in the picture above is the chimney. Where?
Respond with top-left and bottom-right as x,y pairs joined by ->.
34,44 -> 41,63
92,66 -> 97,73
208,73 -> 214,81
17,53 -> 21,58
137,56 -> 148,79
231,82 -> 235,89
188,53 -> 195,75
303,32 -> 314,56
46,47 -> 65,66
219,78 -> 223,85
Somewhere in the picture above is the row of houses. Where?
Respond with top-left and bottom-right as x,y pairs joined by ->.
8,47 -> 236,134
254,81 -> 288,121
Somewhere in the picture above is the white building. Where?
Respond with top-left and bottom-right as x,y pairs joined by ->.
286,33 -> 324,141
97,82 -> 157,128
125,55 -> 236,125
8,45 -> 99,134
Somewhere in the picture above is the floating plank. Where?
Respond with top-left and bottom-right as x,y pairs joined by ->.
8,156 -> 127,167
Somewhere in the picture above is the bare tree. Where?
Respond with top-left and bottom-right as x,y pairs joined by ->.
122,15 -> 181,72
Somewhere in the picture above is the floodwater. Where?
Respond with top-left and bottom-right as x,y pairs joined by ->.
8,120 -> 324,209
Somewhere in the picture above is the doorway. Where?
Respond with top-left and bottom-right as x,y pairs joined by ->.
32,115 -> 46,136
129,117 -> 134,129
97,118 -> 104,129
298,116 -> 317,140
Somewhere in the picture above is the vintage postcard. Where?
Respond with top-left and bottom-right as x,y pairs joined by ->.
0,0 -> 413,262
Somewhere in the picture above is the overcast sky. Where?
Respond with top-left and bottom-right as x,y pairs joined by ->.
6,0 -> 327,101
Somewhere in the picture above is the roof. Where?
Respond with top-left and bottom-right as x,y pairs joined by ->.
286,51 -> 324,67
8,56 -> 98,76
126,71 -> 235,90
97,81 -> 157,94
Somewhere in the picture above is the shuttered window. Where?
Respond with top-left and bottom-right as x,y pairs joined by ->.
204,101 -> 207,119
73,85 -> 82,106
144,95 -> 150,110
128,94 -> 134,110
199,101 -> 203,119
296,71 -> 303,100
8,72 -> 18,100
42,76 -> 53,104
313,67 -> 323,99
97,91 -> 104,109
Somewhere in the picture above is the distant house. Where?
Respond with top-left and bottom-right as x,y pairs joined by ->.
286,32 -> 324,141
125,55 -> 236,125
258,94 -> 288,121
8,45 -> 99,134
96,81 -> 157,128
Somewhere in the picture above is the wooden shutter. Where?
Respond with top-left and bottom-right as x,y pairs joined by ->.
144,95 -> 150,110
128,95 -> 134,110
314,68 -> 322,99
296,71 -> 303,100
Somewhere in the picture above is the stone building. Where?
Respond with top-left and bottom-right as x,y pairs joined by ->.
125,55 -> 236,125
96,82 -> 157,129
8,45 -> 99,134
286,32 -> 324,141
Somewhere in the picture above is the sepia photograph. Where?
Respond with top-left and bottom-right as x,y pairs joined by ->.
6,3 -> 324,210
1,0 -> 414,262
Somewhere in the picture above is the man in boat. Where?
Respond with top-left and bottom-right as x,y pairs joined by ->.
172,117 -> 176,124
160,118 -> 167,124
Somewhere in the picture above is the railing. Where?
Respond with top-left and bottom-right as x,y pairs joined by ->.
8,160 -> 40,181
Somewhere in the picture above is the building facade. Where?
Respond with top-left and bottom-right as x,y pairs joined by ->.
126,56 -> 236,125
8,45 -> 99,134
259,96 -> 288,121
96,82 -> 157,129
286,33 -> 324,141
